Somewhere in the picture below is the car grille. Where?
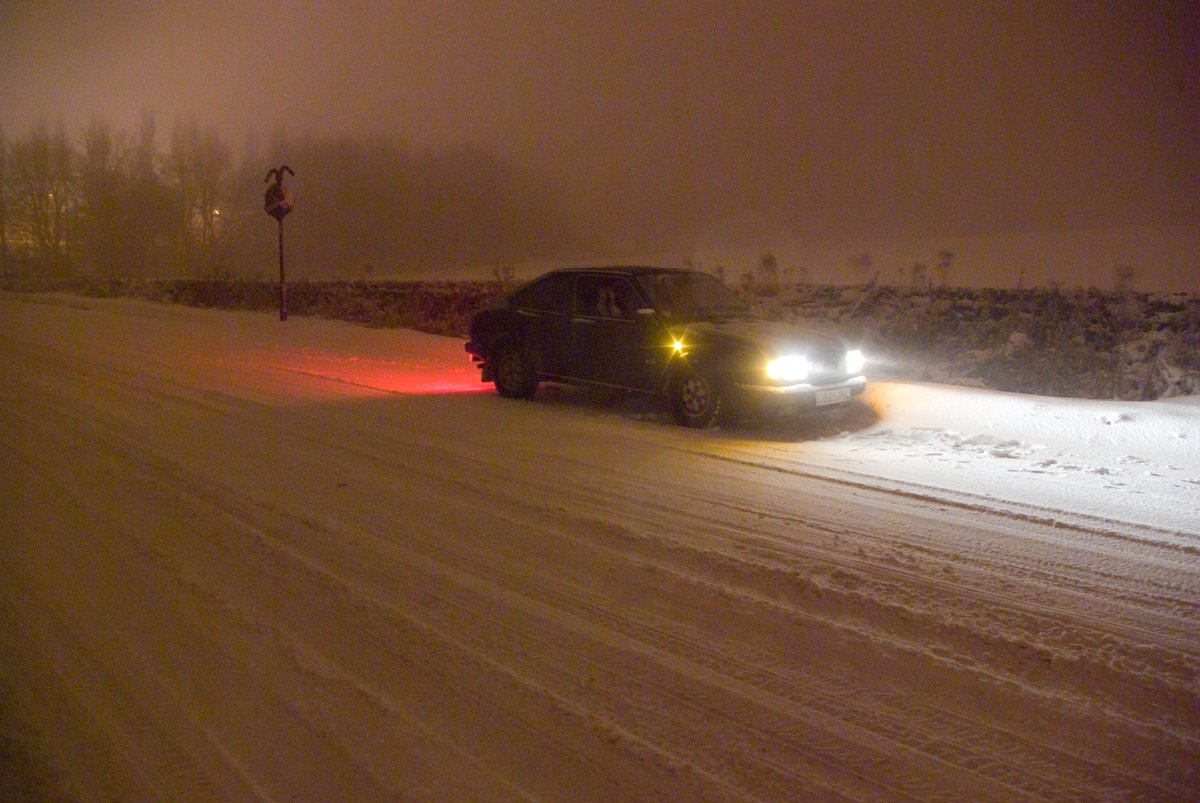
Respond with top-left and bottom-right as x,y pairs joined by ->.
811,346 -> 847,375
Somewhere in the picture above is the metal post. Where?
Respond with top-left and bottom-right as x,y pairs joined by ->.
278,217 -> 287,321
264,164 -> 294,322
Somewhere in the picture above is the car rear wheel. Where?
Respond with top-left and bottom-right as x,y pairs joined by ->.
672,366 -> 723,428
493,343 -> 539,399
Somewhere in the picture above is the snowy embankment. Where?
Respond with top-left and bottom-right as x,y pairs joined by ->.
1,294 -> 1197,800
822,381 -> 1200,535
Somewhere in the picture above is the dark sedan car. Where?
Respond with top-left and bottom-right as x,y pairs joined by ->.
465,266 -> 866,427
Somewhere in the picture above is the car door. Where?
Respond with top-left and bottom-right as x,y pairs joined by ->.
508,272 -> 574,377
571,275 -> 658,390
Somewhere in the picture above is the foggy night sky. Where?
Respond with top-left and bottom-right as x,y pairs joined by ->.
3,0 -> 1198,274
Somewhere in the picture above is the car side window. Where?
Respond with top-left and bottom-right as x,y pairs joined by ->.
510,273 -> 574,313
574,276 -> 601,317
610,280 -> 642,318
575,276 -> 640,319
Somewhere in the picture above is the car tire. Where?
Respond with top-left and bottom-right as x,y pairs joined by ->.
493,343 -> 539,399
672,366 -> 723,428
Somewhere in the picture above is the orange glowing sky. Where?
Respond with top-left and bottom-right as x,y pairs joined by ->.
3,1 -> 1198,258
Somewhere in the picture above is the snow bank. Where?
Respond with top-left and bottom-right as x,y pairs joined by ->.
865,381 -> 1199,466
803,381 -> 1200,536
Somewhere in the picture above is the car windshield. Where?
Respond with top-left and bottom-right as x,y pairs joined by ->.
637,271 -> 751,322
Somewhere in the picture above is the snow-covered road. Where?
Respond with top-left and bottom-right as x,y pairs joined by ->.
2,294 -> 1197,801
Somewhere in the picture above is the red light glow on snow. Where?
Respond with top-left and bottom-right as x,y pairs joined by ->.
283,353 -> 490,396
225,346 -> 491,402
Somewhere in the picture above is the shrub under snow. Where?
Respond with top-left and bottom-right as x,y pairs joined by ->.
5,276 -> 1197,401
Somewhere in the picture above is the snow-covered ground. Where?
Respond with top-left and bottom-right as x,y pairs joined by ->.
1,293 -> 1197,800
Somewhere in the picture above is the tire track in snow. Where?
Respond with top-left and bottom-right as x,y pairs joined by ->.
4,352 -> 1013,799
4,345 -> 733,799
114,369 -> 1200,796
121,391 -> 1190,796
630,437 -> 1200,657
0,440 -> 274,801
1,356 -> 544,800
3,303 -> 1197,800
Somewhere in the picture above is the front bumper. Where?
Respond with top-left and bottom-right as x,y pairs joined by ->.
733,375 -> 867,416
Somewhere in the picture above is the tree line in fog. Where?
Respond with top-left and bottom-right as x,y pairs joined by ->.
0,116 -> 590,280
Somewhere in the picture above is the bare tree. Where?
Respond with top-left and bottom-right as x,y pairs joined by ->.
756,252 -> 780,295
166,118 -> 234,274
909,262 -> 929,291
935,249 -> 954,288
124,112 -> 176,278
1113,264 -> 1136,292
79,117 -> 128,276
849,252 -> 873,277
7,120 -> 77,274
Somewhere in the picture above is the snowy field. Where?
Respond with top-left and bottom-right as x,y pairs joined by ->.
1,293 -> 1197,800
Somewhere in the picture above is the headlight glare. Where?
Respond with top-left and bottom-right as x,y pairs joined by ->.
845,348 -> 865,375
766,355 -> 809,382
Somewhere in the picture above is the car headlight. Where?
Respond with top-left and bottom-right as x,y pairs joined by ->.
845,348 -> 865,375
765,355 -> 809,382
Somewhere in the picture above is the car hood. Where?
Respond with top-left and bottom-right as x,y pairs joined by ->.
687,318 -> 847,358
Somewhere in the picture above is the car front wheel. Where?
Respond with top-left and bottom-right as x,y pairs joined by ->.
672,366 -> 723,428
493,344 -> 539,399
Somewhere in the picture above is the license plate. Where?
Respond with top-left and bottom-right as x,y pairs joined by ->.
815,387 -> 852,406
